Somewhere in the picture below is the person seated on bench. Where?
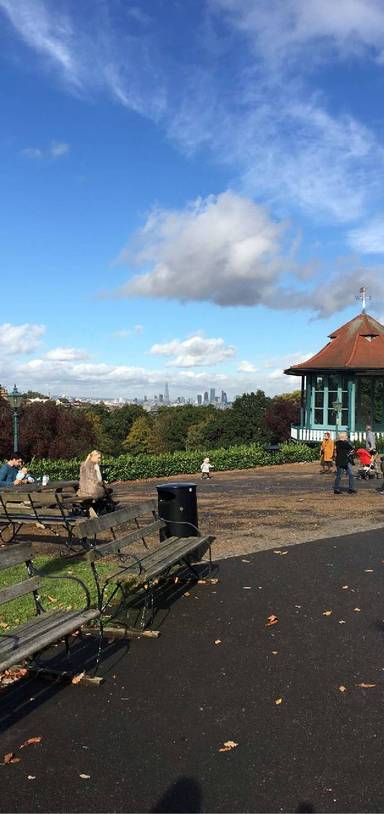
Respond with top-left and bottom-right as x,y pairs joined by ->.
0,454 -> 23,487
77,450 -> 115,515
15,465 -> 36,484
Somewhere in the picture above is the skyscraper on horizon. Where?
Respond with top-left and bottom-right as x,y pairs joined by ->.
164,382 -> 170,403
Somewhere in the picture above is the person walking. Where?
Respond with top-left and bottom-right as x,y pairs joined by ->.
200,457 -> 214,479
320,432 -> 334,473
366,425 -> 376,454
334,432 -> 356,495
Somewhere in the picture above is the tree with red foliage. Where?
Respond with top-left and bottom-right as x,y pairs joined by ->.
19,401 -> 98,460
265,394 -> 300,443
0,398 -> 13,459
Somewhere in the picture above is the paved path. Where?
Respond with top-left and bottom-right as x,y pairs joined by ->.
2,527 -> 384,812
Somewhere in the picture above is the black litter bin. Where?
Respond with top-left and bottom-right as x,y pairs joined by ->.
157,482 -> 198,542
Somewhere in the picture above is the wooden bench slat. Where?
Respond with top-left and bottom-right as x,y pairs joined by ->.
111,535 -> 212,584
77,499 -> 158,537
0,543 -> 34,571
0,609 -> 91,655
0,609 -> 99,672
0,576 -> 41,605
88,519 -> 167,561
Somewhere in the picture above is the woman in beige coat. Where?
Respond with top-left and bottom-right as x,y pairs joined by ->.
78,450 -> 115,514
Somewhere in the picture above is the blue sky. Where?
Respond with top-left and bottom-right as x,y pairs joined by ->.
1,0 -> 384,399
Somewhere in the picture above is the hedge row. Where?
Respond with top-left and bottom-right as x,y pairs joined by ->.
29,442 -> 319,482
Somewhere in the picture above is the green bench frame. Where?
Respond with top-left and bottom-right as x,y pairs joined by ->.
0,542 -> 101,685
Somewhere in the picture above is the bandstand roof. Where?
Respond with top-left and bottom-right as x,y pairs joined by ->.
285,313 -> 384,376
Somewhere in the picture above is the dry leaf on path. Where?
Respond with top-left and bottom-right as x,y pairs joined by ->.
71,672 -> 85,685
27,776 -> 36,780
241,559 -> 251,563
266,615 -> 278,626
79,773 -> 91,779
338,686 -> 347,693
19,737 -> 42,749
355,682 -> 376,688
275,698 -> 283,705
273,550 -> 288,556
272,651 -> 278,655
2,753 -> 21,765
364,569 -> 374,573
341,586 -> 349,590
353,608 -> 361,612
322,611 -> 332,616
218,740 -> 238,752
214,640 -> 222,646
339,620 -> 346,624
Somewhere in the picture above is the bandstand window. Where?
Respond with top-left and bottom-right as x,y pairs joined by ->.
327,374 -> 339,425
314,376 -> 325,425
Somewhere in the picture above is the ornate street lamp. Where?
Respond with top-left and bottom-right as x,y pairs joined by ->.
8,384 -> 23,454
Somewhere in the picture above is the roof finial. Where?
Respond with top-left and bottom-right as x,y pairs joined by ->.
356,286 -> 371,314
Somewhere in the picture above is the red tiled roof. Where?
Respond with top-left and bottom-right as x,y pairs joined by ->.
285,313 -> 384,375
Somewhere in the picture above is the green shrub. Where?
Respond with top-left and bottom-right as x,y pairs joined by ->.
27,442 -> 318,482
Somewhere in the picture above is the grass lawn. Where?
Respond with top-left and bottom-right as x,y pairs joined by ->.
0,555 -> 113,631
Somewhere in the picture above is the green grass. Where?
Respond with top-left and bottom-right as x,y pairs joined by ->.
0,555 -> 112,632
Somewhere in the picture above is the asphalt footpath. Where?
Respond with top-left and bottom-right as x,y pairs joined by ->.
2,528 -> 384,813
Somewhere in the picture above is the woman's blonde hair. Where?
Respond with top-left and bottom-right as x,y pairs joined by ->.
84,450 -> 101,463
337,432 -> 348,441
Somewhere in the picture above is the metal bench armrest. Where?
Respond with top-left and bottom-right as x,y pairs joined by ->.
30,565 -> 92,612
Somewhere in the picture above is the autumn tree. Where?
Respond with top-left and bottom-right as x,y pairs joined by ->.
123,416 -> 156,455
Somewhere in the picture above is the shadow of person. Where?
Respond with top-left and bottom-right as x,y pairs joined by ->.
150,776 -> 202,813
296,802 -> 315,813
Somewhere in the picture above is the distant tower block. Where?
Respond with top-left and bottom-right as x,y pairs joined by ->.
164,382 -> 170,403
209,388 -> 216,404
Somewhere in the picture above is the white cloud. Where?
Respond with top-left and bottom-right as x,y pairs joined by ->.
45,346 -> 89,361
21,141 -> 69,159
348,216 -> 384,254
238,360 -> 257,373
150,334 -> 236,367
211,0 -> 384,64
113,325 -> 144,339
113,191 -> 307,307
0,323 -> 45,354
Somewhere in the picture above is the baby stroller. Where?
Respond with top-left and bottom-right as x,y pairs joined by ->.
356,448 -> 381,480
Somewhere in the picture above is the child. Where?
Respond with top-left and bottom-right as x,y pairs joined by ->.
200,457 -> 214,479
15,466 -> 35,484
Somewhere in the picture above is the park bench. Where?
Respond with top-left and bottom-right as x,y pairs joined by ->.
0,484 -> 87,547
0,542 -> 101,685
77,499 -> 216,638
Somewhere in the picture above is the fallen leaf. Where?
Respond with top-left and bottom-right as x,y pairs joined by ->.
266,615 -> 278,626
272,651 -> 278,655
273,550 -> 288,556
355,682 -> 376,688
338,686 -> 347,693
241,559 -> 251,563
0,621 -> 9,629
341,585 -> 349,590
353,608 -> 361,612
46,595 -> 57,603
275,698 -> 283,705
364,569 -> 374,573
27,775 -> 36,780
339,620 -> 346,624
243,586 -> 252,590
214,639 -> 222,646
322,610 -> 332,616
71,672 -> 85,685
174,576 -> 179,584
20,737 -> 42,749
79,773 -> 91,779
218,740 -> 238,752
3,753 -> 21,765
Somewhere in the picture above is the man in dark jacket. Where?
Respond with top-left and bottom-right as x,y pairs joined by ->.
334,433 -> 356,495
0,455 -> 23,487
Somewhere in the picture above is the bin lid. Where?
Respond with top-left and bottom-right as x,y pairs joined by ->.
157,482 -> 197,490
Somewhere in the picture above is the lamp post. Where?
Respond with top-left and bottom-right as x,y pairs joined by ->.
8,384 -> 23,455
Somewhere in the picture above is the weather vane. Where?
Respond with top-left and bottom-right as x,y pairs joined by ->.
356,286 -> 371,314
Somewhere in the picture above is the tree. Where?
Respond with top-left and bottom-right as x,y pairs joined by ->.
265,395 -> 300,443
19,401 -> 98,459
231,391 -> 271,444
0,398 -> 13,459
88,404 -> 146,456
123,416 -> 156,455
151,406 -> 215,453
